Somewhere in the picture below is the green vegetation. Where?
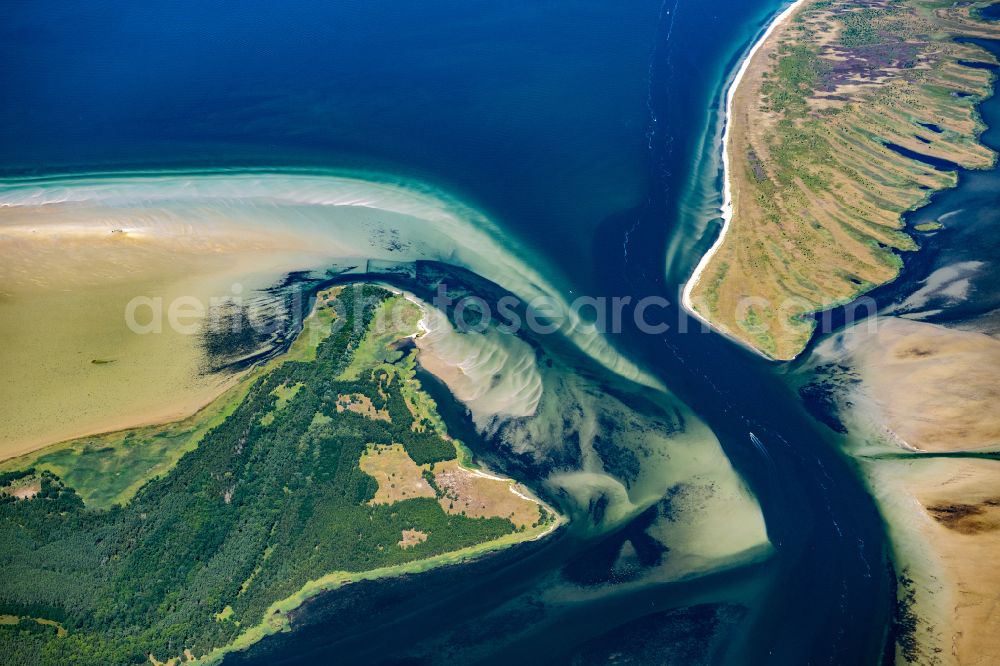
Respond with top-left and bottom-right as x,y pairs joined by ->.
762,44 -> 824,118
838,8 -> 889,47
339,294 -> 422,380
258,382 -> 303,426
0,469 -> 36,491
0,285 -> 521,665
0,377 -> 253,510
691,0 -> 999,359
27,434 -> 193,508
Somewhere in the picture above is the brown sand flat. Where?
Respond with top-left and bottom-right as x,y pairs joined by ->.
433,461 -> 541,529
398,529 -> 429,549
358,444 -> 436,505
335,394 -> 391,421
0,206 -> 328,460
855,319 -> 1000,452
869,458 -> 1000,665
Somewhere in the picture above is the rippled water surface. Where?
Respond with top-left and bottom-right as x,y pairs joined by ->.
0,1 -> 910,663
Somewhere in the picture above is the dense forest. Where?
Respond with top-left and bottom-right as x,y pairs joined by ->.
0,285 -> 518,665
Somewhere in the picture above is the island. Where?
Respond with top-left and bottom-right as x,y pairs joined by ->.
685,0 -> 999,360
684,0 -> 1000,663
0,284 -> 558,665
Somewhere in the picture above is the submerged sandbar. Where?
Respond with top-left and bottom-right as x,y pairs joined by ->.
0,170 -> 660,459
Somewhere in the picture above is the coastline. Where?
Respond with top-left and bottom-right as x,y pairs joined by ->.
862,456 -> 1000,665
0,3 -> 905,663
2,278 -> 568,665
679,0 -> 807,360
0,371 -> 247,466
0,170 -> 668,450
192,507 -> 565,666
799,311 -> 1000,662
680,0 -> 999,361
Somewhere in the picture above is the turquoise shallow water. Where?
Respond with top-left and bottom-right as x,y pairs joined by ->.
0,0 -> 919,663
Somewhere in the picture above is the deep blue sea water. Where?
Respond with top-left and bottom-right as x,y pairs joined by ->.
1,0 -> 665,292
0,1 -> 911,663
